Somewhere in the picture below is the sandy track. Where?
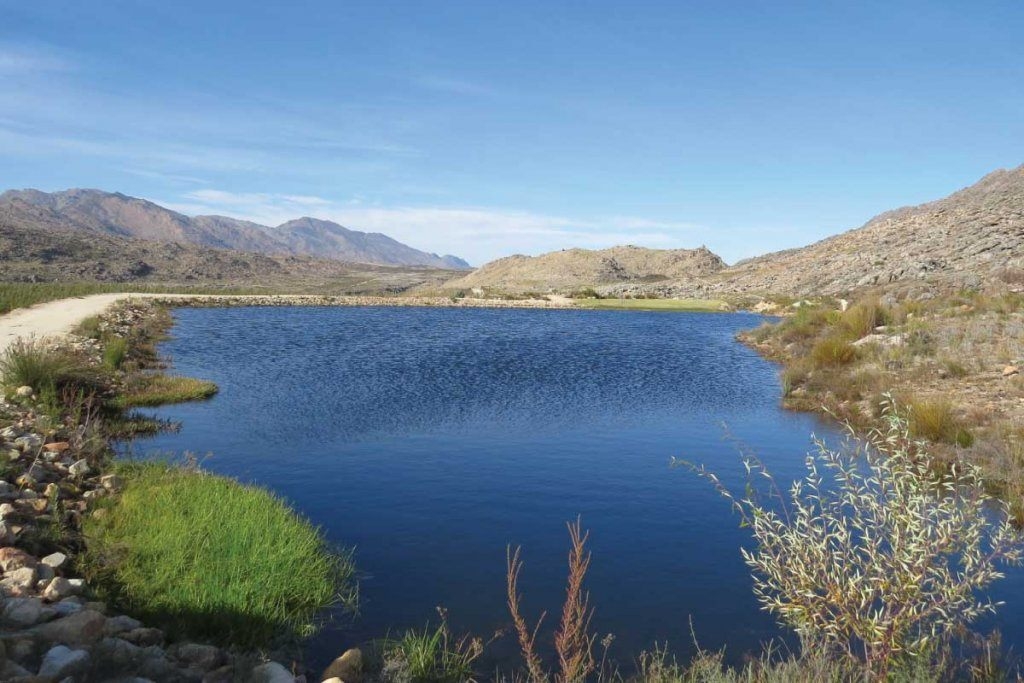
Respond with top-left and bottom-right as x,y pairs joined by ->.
0,294 -> 149,356
0,294 -> 306,355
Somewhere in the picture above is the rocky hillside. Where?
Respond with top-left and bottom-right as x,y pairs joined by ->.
443,245 -> 726,293
712,165 -> 1024,296
0,220 -> 461,294
0,189 -> 469,270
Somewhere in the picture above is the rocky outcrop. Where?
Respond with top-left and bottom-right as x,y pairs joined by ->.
444,245 -> 726,293
711,165 -> 1024,296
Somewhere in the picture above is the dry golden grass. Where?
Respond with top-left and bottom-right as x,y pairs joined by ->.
907,399 -> 974,447
810,336 -> 859,368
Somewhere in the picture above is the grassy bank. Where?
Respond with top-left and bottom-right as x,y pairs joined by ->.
82,461 -> 354,647
577,298 -> 730,312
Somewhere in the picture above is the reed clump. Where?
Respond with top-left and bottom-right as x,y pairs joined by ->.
82,461 -> 355,647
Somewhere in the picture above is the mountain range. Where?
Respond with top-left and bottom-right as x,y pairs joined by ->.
0,189 -> 470,270
2,164 -> 1022,298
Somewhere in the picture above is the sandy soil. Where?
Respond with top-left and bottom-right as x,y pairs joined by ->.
0,294 -> 147,356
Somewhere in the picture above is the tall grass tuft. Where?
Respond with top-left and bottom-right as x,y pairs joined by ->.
82,462 -> 356,647
809,336 -> 858,368
908,398 -> 975,447
0,338 -> 109,399
381,609 -> 484,683
838,298 -> 888,339
102,337 -> 129,371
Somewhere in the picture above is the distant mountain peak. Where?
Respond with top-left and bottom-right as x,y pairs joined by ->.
0,188 -> 471,270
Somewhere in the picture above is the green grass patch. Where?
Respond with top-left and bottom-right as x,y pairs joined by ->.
76,314 -> 104,340
103,337 -> 129,371
82,462 -> 355,647
377,620 -> 482,683
577,298 -> 728,312
114,374 -> 218,408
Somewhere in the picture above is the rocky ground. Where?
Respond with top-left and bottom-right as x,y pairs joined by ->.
0,391 -> 313,681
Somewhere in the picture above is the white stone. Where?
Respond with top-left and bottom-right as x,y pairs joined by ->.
38,644 -> 90,678
68,459 -> 90,478
53,599 -> 83,616
13,434 -> 42,451
42,551 -> 68,569
250,661 -> 296,682
104,614 -> 143,635
14,386 -> 33,398
43,577 -> 75,601
100,473 -> 124,491
1,566 -> 38,594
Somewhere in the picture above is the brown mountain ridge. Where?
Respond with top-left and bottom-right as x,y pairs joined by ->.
0,189 -> 470,270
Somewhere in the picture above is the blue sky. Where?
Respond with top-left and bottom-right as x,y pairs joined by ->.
2,1 -> 1022,265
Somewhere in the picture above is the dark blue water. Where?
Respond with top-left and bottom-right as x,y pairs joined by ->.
126,306 -> 1024,670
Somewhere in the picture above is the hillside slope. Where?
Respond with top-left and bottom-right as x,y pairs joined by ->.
713,165 -> 1024,295
0,189 -> 469,269
271,217 -> 469,268
444,245 -> 725,293
0,220 -> 461,294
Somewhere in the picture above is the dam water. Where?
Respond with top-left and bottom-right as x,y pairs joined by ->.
130,306 -> 1024,670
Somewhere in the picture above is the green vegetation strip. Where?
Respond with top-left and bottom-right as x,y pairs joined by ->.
576,298 -> 728,312
113,374 -> 219,408
83,462 -> 355,647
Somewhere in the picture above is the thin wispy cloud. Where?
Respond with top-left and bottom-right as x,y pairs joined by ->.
0,43 -> 72,74
413,75 -> 499,97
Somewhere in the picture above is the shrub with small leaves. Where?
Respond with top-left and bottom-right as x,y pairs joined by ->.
686,395 -> 1024,677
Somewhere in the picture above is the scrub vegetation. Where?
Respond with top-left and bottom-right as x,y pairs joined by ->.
743,287 -> 1024,520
